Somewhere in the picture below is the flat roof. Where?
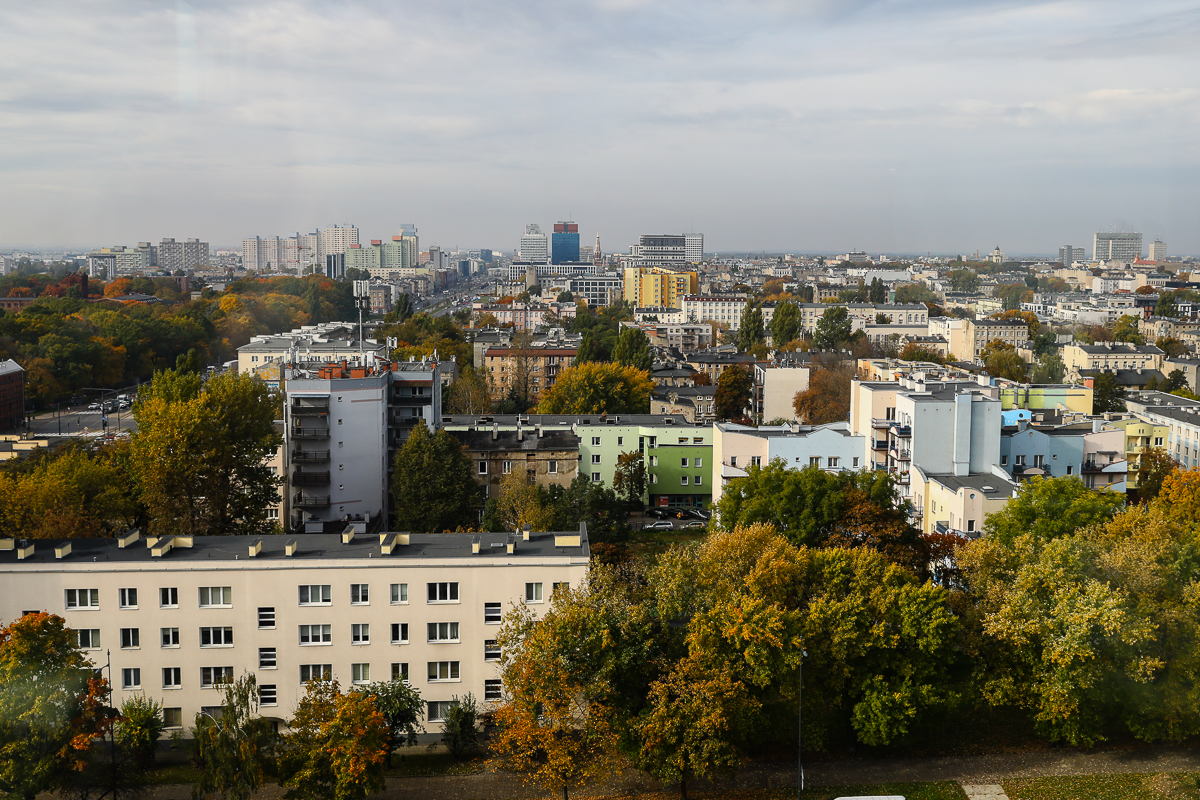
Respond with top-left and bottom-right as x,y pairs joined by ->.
928,473 -> 1018,495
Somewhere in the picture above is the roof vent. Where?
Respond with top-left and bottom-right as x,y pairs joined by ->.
341,526 -> 356,544
522,524 -> 532,542
118,529 -> 140,548
0,538 -> 13,551
981,485 -> 996,493
55,543 -> 72,559
285,539 -> 299,557
150,538 -> 175,557
16,542 -> 34,560
248,540 -> 262,558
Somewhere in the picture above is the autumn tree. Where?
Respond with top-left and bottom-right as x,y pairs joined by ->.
613,450 -> 647,509
536,362 -> 654,415
131,368 -> 281,537
115,694 -> 167,769
897,342 -> 945,364
769,300 -> 801,346
191,673 -> 277,800
813,306 -> 852,349
444,365 -> 492,415
713,364 -> 753,421
979,339 -> 1027,380
792,362 -> 852,425
278,679 -> 389,800
493,467 -> 555,533
1092,371 -> 1126,413
982,476 -> 1125,549
613,327 -> 652,372
390,420 -> 481,532
1135,447 -> 1177,502
349,680 -> 423,766
1111,314 -> 1145,344
0,444 -> 140,538
0,613 -> 114,800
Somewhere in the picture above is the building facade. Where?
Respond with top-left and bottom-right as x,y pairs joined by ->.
712,422 -> 866,504
551,222 -> 579,265
1094,232 -> 1143,262
623,267 -> 700,309
519,225 -> 549,265
0,360 -> 24,431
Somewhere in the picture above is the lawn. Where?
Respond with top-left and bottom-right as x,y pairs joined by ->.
384,750 -> 486,777
1004,772 -> 1200,800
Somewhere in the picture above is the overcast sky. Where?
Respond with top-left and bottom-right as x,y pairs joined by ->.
2,0 -> 1197,256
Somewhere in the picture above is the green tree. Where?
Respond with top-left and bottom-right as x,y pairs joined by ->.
893,282 -> 937,304
868,276 -> 887,303
390,420 -> 480,532
350,680 -> 423,766
1112,314 -> 1145,344
1135,448 -> 1176,502
175,346 -> 203,374
1155,291 -> 1178,318
440,694 -> 480,759
713,365 -> 753,421
1093,372 -> 1127,413
985,346 -> 1028,381
557,290 -> 574,302
983,476 -> 1125,549
115,694 -> 166,769
130,369 -> 281,537
536,362 -> 654,415
613,451 -> 647,509
948,269 -> 981,293
0,613 -> 113,800
613,327 -> 652,371
813,306 -> 852,349
897,343 -> 945,364
1029,350 -> 1066,383
769,301 -> 801,346
736,303 -> 765,351
191,673 -> 277,800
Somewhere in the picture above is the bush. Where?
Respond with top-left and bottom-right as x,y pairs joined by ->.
440,694 -> 479,759
116,694 -> 166,767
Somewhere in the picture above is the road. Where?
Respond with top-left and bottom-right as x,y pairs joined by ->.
26,404 -> 137,439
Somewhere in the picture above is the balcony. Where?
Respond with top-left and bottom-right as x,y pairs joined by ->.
872,439 -> 889,451
895,471 -> 911,485
292,449 -> 330,463
290,401 -> 329,416
291,422 -> 329,440
871,418 -> 893,430
890,424 -> 912,438
889,448 -> 911,462
291,470 -> 330,487
293,493 -> 330,509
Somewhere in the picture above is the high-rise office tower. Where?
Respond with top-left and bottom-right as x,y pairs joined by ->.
520,224 -> 549,264
685,233 -> 704,263
1093,232 -> 1142,262
1058,245 -> 1085,266
552,222 -> 580,265
1149,239 -> 1167,261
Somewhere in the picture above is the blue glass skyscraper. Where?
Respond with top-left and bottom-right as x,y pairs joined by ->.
552,221 -> 579,265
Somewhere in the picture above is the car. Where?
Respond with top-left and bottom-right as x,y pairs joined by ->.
644,520 -> 675,530
682,520 -> 706,529
645,508 -> 667,519
691,509 -> 711,520
87,403 -> 102,411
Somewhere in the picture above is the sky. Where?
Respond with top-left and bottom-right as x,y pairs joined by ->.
2,0 -> 1198,256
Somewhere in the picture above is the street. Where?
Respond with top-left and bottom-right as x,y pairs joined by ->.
26,404 -> 138,440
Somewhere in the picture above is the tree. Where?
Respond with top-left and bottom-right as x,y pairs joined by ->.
115,694 -> 167,769
191,673 -> 277,800
390,420 -> 481,532
1135,448 -> 1176,502
769,301 -> 801,346
613,451 -> 647,509
1029,350 -> 1066,384
440,694 -> 479,759
792,363 -> 852,425
0,445 -> 140,539
130,368 -> 281,537
494,468 -> 555,533
0,613 -> 113,800
813,306 -> 853,350
1112,314 -> 1145,344
350,680 -> 423,766
444,365 -> 492,414
278,679 -> 389,800
898,342 -> 945,364
557,290 -> 574,302
983,476 -> 1125,549
948,269 -> 981,293
176,346 -> 203,374
893,282 -> 937,305
1155,291 -> 1179,318
536,362 -> 654,415
1093,372 -> 1126,413
874,312 -> 890,324
736,303 -> 765,351
868,276 -> 887,303
713,365 -> 752,421
613,327 -> 652,372
984,346 -> 1027,381
1156,336 -> 1189,358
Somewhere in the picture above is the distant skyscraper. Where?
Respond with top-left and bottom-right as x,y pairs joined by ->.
520,224 -> 549,264
551,221 -> 580,265
1149,238 -> 1167,261
320,225 -> 359,263
1093,232 -> 1142,262
685,233 -> 704,263
1058,245 -> 1084,266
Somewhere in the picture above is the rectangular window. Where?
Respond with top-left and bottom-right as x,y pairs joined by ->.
299,624 -> 332,645
591,437 -> 601,446
65,589 -> 99,609
77,629 -> 100,649
162,667 -> 181,689
259,685 -> 277,706
1034,455 -> 1045,468
350,584 -> 369,605
258,647 -> 277,669
391,663 -> 409,682
695,457 -> 703,468
484,603 -> 502,624
198,587 -> 232,608
1000,455 -> 1008,466
1066,465 -> 1073,475
391,623 -> 409,644
258,607 -> 276,629
552,581 -> 570,596
484,640 -> 501,661
592,472 -> 601,482
694,475 -> 703,486
1015,455 -> 1027,467
427,661 -> 460,682
427,622 -> 460,642
351,663 -> 370,684
681,457 -> 689,467
681,476 -> 689,485
299,664 -> 332,683
484,679 -> 503,702
828,457 -> 839,469
427,582 -> 459,603
119,588 -> 138,609
1156,437 -> 1164,446
390,584 -> 409,604
525,583 -> 543,603
352,623 -> 371,644
967,519 -> 976,532
693,437 -> 703,444
428,701 -> 451,722
200,666 -> 233,688
729,456 -> 737,467
478,461 -> 487,475
163,708 -> 183,728
298,585 -> 332,606
547,460 -> 558,474
120,628 -> 140,649
159,587 -> 178,608
649,455 -> 658,467
591,454 -> 601,464
121,668 -> 141,689
161,627 -> 180,647
200,627 -> 234,647
809,457 -> 820,467
852,457 -> 859,468
650,473 -> 658,484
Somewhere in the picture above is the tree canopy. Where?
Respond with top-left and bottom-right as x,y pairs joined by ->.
792,363 -> 852,425
536,362 -> 654,415
390,420 -> 480,532
813,306 -> 853,349
613,327 -> 653,371
713,365 -> 753,421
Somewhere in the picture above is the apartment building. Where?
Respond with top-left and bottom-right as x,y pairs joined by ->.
624,267 -> 700,309
0,529 -> 588,736
1108,416 -> 1169,492
236,323 -> 387,379
954,319 -> 1031,362
753,359 -> 810,422
447,425 -> 580,499
1063,342 -> 1165,374
620,320 -> 714,351
650,387 -> 717,424
712,422 -> 866,504
471,302 -> 577,331
1140,317 -> 1200,343
482,345 -> 578,403
344,235 -> 420,279
1000,419 -> 1127,490
156,238 -> 208,273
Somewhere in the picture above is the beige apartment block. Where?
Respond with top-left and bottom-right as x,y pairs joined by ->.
956,319 -> 1030,362
1063,342 -> 1164,374
483,346 -> 578,402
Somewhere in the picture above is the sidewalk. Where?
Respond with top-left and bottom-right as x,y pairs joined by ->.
134,743 -> 1200,799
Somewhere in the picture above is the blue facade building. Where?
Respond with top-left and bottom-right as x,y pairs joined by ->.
552,221 -> 579,265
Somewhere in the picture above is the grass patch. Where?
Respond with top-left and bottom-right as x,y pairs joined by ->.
384,751 -> 486,777
590,783 -> 966,800
138,762 -> 204,785
1005,772 -> 1200,800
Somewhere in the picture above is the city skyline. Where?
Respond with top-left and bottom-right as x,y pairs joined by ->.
2,1 -> 1197,253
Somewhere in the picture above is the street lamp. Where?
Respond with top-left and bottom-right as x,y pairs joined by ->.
798,646 -> 807,800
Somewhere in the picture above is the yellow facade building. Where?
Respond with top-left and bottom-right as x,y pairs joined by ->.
623,267 -> 699,309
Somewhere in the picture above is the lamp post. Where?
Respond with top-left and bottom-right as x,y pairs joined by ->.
798,646 -> 807,800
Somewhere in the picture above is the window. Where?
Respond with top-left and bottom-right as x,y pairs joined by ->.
484,640 -> 501,661
198,587 -> 232,608
1066,465 -> 1073,475
552,581 -> 569,595
478,460 -> 488,475
119,588 -> 138,609
298,585 -> 332,606
299,664 -> 332,682
162,667 -> 181,689
427,582 -> 459,603
200,627 -> 234,647
299,624 -> 332,645
121,668 -> 141,689
427,661 -> 460,682
428,622 -> 460,642
591,454 -> 601,464
258,607 -> 276,629
159,587 -> 178,608
967,519 -> 976,532
852,457 -> 859,467
650,473 -> 658,484
390,584 -> 409,604
65,589 -> 99,609
428,701 -> 452,721
525,583 -> 543,603
679,437 -> 688,444
502,460 -> 512,474
77,629 -> 100,649
484,679 -> 503,702
681,476 -> 689,485
649,456 -> 658,467
349,663 -> 371,684
1001,455 -> 1008,466
352,623 -> 371,644
1033,455 -> 1044,468
484,602 -> 502,624
120,628 -> 140,649
391,623 -> 409,644
1015,455 -> 1026,467
694,475 -> 703,485
548,460 -> 557,474
809,457 -> 820,467
163,708 -> 183,728
1156,436 -> 1164,446
693,437 -> 703,444
259,685 -> 277,706
259,647 -> 277,669
729,456 -> 736,467
161,627 -> 180,647
591,436 -> 601,446
828,457 -> 839,468
391,663 -> 409,682
695,457 -> 703,467
592,472 -> 601,482
200,666 -> 233,688
681,457 -> 689,467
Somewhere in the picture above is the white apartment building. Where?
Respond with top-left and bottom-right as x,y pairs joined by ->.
519,225 -> 549,265
1149,239 -> 1167,261
1063,342 -> 1164,374
236,324 -> 387,378
753,360 -> 810,422
1094,232 -> 1142,262
0,529 -> 589,736
712,421 -> 866,504
681,295 -> 752,328
684,234 -> 704,264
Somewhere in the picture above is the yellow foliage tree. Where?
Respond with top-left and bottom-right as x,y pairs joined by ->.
536,362 -> 654,415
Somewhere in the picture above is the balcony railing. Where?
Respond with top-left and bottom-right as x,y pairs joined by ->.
291,423 -> 329,440
872,439 -> 889,451
890,424 -> 912,438
890,448 -> 911,462
290,402 -> 329,416
292,450 -> 330,463
293,493 -> 330,509
292,470 -> 330,487
871,418 -> 893,429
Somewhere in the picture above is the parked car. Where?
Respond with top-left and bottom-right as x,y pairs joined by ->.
645,508 -> 668,519
692,509 -> 711,520
644,520 -> 675,530
682,520 -> 706,529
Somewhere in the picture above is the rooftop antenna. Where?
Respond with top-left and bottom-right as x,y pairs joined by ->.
352,280 -> 370,359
